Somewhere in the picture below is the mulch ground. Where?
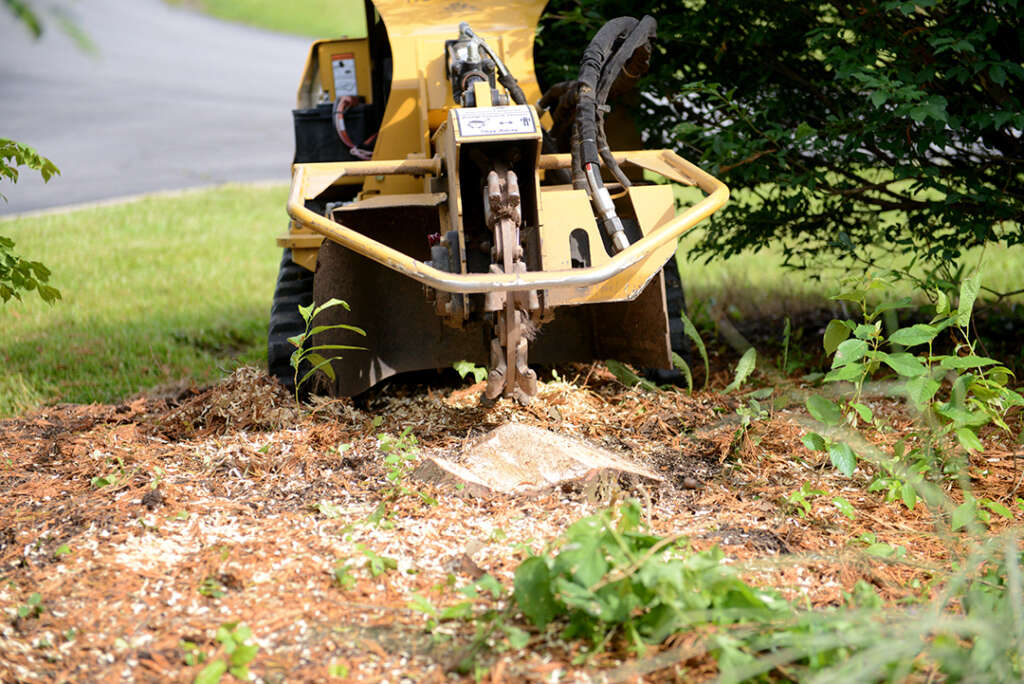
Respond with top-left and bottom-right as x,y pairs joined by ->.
1,364 -> 1021,683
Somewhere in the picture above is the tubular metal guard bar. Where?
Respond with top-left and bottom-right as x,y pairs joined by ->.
286,150 -> 728,294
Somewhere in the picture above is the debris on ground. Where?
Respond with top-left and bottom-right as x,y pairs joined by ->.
0,364 -> 1020,681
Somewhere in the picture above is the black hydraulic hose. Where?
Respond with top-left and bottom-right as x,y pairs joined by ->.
595,16 -> 657,188
596,16 -> 656,108
574,17 -> 637,170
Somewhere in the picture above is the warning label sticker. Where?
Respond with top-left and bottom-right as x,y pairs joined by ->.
331,53 -> 357,97
455,105 -> 537,138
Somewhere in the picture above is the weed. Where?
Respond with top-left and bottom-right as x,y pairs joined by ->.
724,346 -> 758,393
332,563 -> 357,590
16,592 -> 44,620
787,483 -> 826,518
288,297 -> 366,404
192,621 -> 260,684
803,271 -> 1023,496
453,360 -> 487,383
198,576 -> 227,599
358,544 -> 398,578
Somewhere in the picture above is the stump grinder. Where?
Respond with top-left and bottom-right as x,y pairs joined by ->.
269,0 -> 728,404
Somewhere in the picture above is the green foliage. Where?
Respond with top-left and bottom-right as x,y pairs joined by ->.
287,297 -> 366,404
803,272 -> 1023,490
1,139 -> 61,304
604,359 -> 660,392
512,500 -> 787,654
538,1 -> 1023,274
192,621 -> 259,684
723,347 -> 757,393
15,592 -> 44,620
453,360 -> 487,384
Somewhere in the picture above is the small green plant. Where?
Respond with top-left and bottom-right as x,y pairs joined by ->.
803,272 -> 1023,493
512,500 -> 787,656
453,360 -> 487,383
604,359 -> 661,391
358,544 -> 398,578
332,563 -> 357,590
198,576 -> 227,599
724,346 -> 757,393
786,482 -> 826,518
16,592 -> 44,620
288,297 -> 366,403
193,622 -> 260,684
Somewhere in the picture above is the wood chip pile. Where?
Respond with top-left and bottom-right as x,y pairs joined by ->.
1,365 -> 1020,682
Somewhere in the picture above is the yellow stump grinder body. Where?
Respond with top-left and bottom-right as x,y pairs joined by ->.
269,0 -> 728,403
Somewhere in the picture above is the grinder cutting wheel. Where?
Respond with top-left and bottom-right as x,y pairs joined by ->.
270,0 -> 728,404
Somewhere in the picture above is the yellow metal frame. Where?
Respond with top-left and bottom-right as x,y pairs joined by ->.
282,0 -> 730,305
286,148 -> 728,302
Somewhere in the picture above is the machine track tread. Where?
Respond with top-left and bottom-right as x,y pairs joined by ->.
267,248 -> 315,391
644,255 -> 690,386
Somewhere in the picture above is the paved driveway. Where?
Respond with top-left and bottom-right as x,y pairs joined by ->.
1,0 -> 310,215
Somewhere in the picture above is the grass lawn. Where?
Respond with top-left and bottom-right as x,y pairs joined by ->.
0,185 -> 285,417
166,0 -> 368,38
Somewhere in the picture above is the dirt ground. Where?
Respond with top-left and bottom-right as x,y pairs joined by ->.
1,361 -> 1022,683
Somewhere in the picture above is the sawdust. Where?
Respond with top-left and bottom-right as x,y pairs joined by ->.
0,364 -> 1021,682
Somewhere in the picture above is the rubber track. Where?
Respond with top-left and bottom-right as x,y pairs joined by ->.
663,255 -> 687,356
267,248 -> 314,391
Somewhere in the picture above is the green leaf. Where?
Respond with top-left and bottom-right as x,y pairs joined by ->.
501,624 -> 531,650
957,272 -> 981,327
823,319 -> 851,355
794,121 -> 816,139
453,360 -> 487,383
901,481 -> 917,510
671,352 -> 693,393
194,659 -> 228,684
853,323 -> 879,340
939,355 -> 998,370
955,427 -> 984,452
513,557 -> 558,628
229,643 -> 258,668
802,432 -> 826,452
873,297 -> 912,316
951,501 -> 976,531
905,375 -> 940,406
832,497 -> 856,519
832,339 -> 868,368
824,363 -> 864,383
828,442 -> 857,476
806,394 -> 841,426
724,347 -> 757,393
849,402 -> 873,423
307,323 -> 366,337
981,499 -> 1013,519
679,310 -> 709,389
888,324 -> 939,347
878,352 -> 927,378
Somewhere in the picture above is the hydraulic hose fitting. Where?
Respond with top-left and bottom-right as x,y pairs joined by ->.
585,163 -> 630,253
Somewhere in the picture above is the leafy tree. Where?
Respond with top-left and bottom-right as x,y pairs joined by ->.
537,1 -> 1023,291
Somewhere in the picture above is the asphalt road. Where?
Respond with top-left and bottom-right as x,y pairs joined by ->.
0,0 -> 310,215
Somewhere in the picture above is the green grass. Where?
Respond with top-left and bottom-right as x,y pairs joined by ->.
167,0 -> 367,38
0,185 -> 286,417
